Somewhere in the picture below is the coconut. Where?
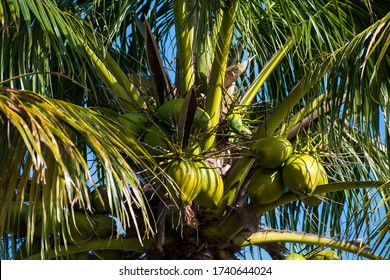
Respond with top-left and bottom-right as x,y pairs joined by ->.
303,163 -> 328,206
282,154 -> 325,195
193,161 -> 224,209
284,253 -> 306,260
226,113 -> 243,131
247,167 -> 286,205
91,213 -> 116,238
142,123 -> 173,156
91,185 -> 111,214
164,158 -> 202,205
156,98 -> 211,132
117,111 -> 149,137
65,211 -> 95,245
251,137 -> 293,168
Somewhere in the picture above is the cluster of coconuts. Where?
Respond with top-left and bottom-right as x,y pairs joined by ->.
117,98 -> 210,157
247,137 -> 328,206
162,158 -> 224,208
117,98 -> 224,208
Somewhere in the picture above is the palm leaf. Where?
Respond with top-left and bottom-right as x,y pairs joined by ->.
0,87 -> 158,258
1,0 -> 389,260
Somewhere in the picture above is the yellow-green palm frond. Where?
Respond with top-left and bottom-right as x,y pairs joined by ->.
0,87 -> 157,259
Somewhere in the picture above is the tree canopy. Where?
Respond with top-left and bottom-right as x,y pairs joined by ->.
0,0 -> 389,260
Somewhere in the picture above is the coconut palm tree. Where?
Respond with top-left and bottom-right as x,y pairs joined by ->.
1,0 -> 389,260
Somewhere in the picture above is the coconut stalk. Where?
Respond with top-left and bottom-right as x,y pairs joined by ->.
204,0 -> 238,149
233,230 -> 382,260
173,0 -> 195,96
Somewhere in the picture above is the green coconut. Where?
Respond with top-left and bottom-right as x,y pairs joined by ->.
164,158 -> 202,205
302,163 -> 328,206
282,154 -> 325,195
251,137 -> 293,168
142,123 -> 173,156
226,113 -> 243,131
91,185 -> 111,214
247,167 -> 286,205
240,124 -> 252,135
284,253 -> 307,260
117,111 -> 149,137
309,250 -> 339,260
91,213 -> 116,238
156,98 -> 211,132
193,161 -> 224,209
65,211 -> 96,245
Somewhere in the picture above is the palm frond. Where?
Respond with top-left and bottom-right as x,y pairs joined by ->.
1,0 -> 389,260
0,87 -> 158,258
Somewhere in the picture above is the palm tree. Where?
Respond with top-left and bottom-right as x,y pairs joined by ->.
1,0 -> 389,260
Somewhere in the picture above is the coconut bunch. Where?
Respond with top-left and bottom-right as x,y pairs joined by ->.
116,96 -> 225,210
246,137 -> 328,207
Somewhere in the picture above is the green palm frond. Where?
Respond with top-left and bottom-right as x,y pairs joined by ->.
0,87 -> 157,258
1,0 -> 389,260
